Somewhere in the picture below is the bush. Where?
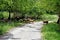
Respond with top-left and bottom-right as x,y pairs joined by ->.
41,14 -> 58,21
0,11 -> 9,19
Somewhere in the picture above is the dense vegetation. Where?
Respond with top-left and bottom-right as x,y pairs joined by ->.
0,0 -> 60,22
42,23 -> 60,40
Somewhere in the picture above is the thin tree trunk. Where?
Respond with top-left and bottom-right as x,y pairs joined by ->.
8,12 -> 11,20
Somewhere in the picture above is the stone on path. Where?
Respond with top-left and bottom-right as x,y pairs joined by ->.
0,21 -> 43,40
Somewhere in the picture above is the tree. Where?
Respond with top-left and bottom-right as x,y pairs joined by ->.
38,0 -> 60,24
0,0 -> 13,20
5,0 -> 13,20
12,0 -> 37,18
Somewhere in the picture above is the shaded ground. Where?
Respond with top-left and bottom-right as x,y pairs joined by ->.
0,21 -> 43,40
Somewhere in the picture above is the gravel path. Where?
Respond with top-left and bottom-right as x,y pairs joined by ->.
0,21 -> 43,40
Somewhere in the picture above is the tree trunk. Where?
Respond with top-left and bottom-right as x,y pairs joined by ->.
8,12 -> 11,20
57,14 -> 60,24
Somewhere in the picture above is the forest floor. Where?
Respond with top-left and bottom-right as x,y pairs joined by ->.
0,21 -> 43,40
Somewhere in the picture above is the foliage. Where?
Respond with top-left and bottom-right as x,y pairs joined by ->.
41,14 -> 58,21
12,0 -> 43,19
42,23 -> 60,40
0,0 -> 60,20
39,0 -> 60,13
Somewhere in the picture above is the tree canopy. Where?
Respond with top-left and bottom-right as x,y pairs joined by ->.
0,0 -> 60,23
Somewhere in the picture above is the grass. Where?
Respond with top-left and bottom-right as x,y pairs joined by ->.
42,23 -> 60,40
0,21 -> 24,35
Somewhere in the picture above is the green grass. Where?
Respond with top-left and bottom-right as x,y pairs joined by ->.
42,23 -> 60,40
0,21 -> 24,35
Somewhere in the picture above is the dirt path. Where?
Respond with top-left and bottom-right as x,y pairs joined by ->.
0,21 -> 43,40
